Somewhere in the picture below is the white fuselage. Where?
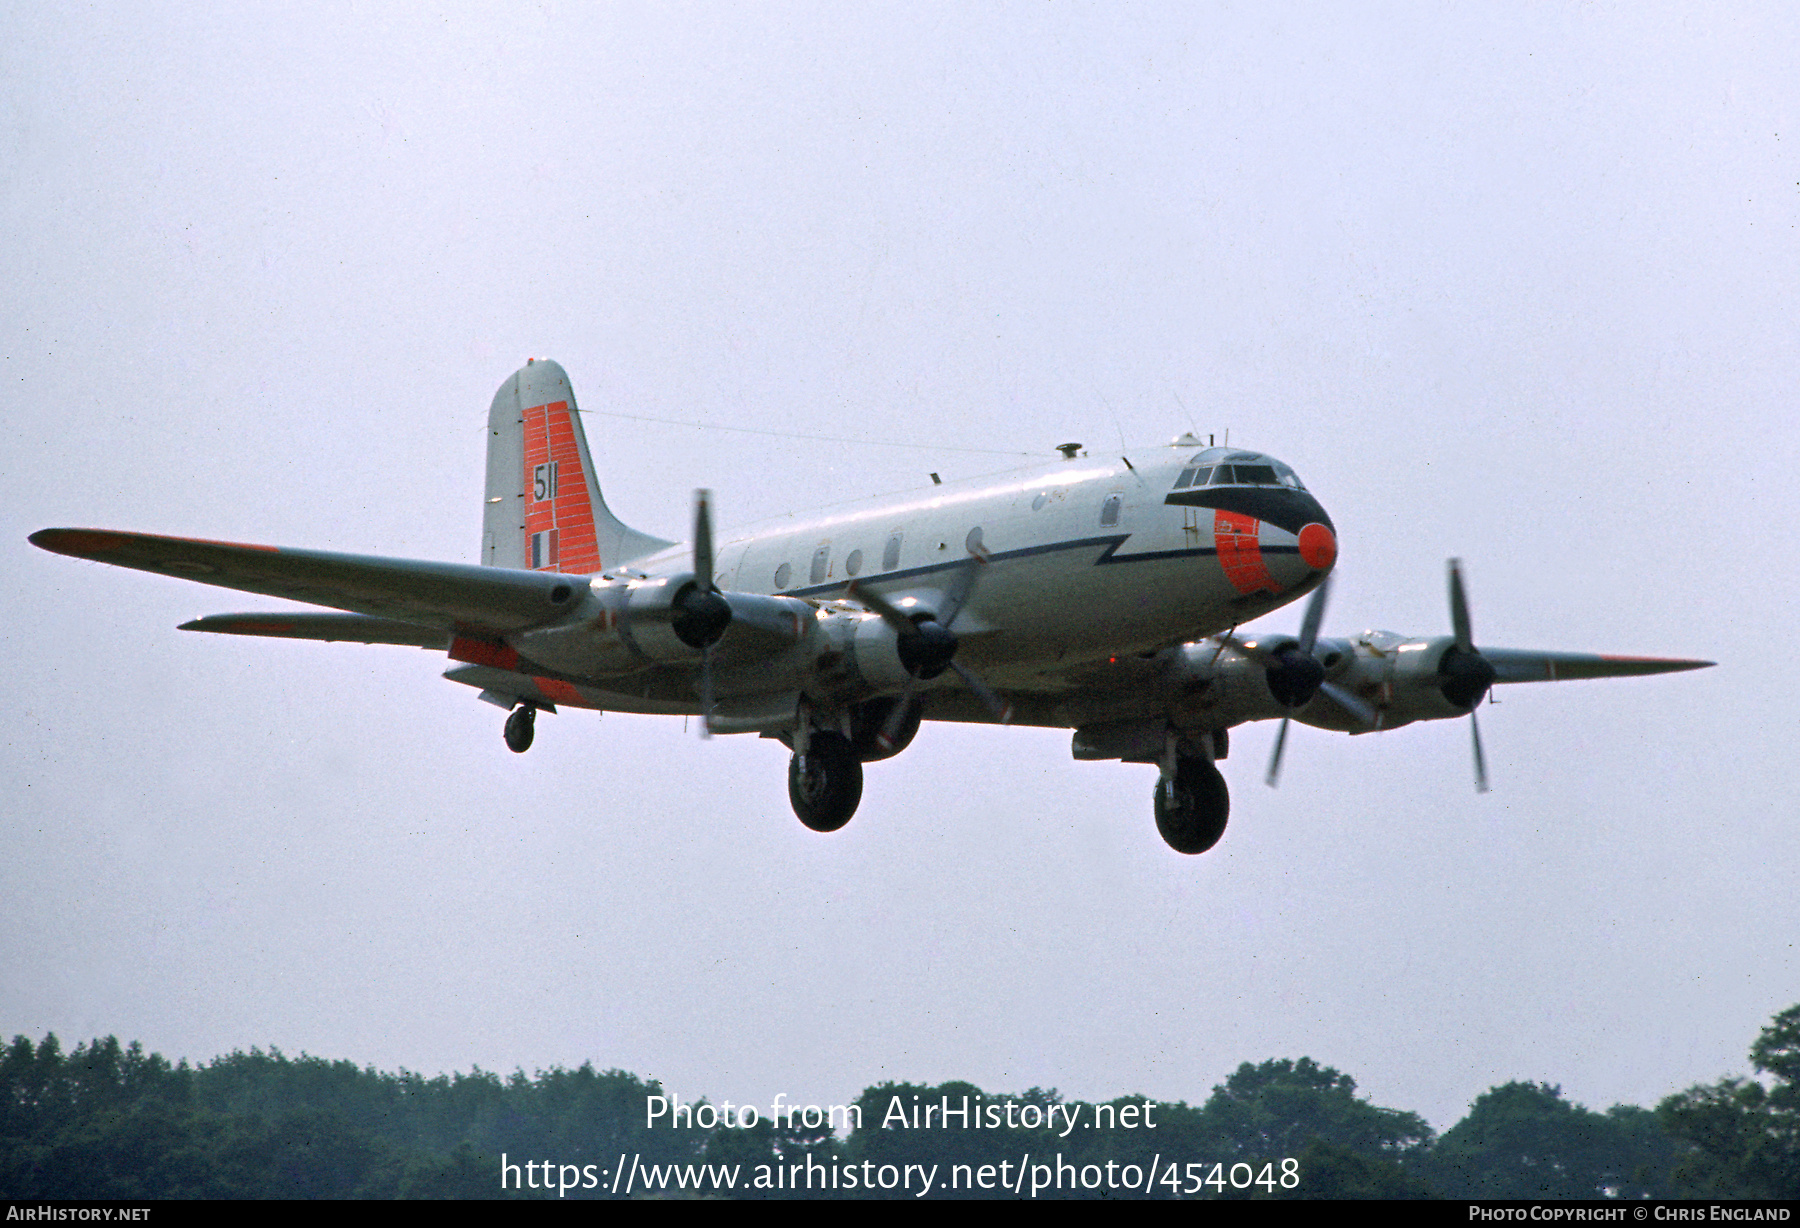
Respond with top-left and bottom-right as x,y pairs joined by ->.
515,444 -> 1334,724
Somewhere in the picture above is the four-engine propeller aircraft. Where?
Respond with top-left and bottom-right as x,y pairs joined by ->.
30,359 -> 1712,854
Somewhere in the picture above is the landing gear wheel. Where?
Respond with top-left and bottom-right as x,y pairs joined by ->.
1155,755 -> 1230,854
788,731 -> 863,832
504,705 -> 536,754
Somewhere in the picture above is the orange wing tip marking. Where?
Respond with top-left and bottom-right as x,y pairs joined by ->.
31,529 -> 281,558
1598,655 -> 1714,666
1297,522 -> 1336,571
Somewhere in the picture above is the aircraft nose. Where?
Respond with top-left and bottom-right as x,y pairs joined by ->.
1297,522 -> 1336,571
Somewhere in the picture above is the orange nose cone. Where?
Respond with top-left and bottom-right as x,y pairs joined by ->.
1297,522 -> 1336,571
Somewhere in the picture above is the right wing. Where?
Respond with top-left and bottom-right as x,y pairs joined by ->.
29,529 -> 588,636
178,613 -> 451,648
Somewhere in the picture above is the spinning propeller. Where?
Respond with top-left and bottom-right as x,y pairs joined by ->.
1248,558 -> 1498,790
846,553 -> 1013,749
670,490 -> 732,736
1444,557 -> 1498,792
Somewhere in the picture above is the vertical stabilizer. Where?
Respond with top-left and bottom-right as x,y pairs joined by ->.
482,359 -> 674,572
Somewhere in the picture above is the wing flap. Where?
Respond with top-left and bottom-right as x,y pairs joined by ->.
31,529 -> 587,634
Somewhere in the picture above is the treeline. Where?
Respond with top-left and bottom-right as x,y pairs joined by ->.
3,1005 -> 1797,1199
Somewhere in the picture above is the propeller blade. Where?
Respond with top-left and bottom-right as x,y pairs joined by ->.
693,489 -> 716,592
1265,717 -> 1292,787
937,553 -> 985,629
1296,574 -> 1330,655
1319,680 -> 1378,726
844,580 -> 917,638
948,661 -> 1013,725
1470,703 -> 1489,793
877,675 -> 919,751
1448,558 -> 1474,652
699,644 -> 714,739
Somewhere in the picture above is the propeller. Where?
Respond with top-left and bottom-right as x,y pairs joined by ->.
1257,574 -> 1378,787
1445,558 -> 1497,792
846,553 -> 1013,749
670,489 -> 732,736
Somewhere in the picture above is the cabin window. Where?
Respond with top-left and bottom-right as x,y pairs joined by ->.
810,544 -> 831,584
883,532 -> 903,571
965,526 -> 984,555
845,549 -> 863,576
1174,468 -> 1196,489
774,562 -> 791,589
1100,494 -> 1122,527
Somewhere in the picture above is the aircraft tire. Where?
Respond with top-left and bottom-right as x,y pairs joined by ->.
504,706 -> 535,754
1154,755 -> 1229,854
789,731 -> 863,832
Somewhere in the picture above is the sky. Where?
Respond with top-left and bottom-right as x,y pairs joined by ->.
3,3 -> 1796,1135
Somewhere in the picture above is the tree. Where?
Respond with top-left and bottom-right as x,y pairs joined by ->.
1430,1082 -> 1676,1199
1660,1004 -> 1800,1198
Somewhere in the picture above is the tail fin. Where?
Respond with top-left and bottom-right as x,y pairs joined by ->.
482,359 -> 673,572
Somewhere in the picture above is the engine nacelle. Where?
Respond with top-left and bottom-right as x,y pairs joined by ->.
1297,631 -> 1495,732
510,574 -> 813,677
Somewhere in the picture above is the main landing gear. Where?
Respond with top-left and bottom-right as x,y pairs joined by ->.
788,729 -> 863,833
503,704 -> 536,754
1154,732 -> 1230,855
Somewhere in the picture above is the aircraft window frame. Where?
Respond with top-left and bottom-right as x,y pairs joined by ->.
844,548 -> 863,577
882,532 -> 902,571
810,544 -> 831,585
774,561 -> 791,589
1174,468 -> 1197,489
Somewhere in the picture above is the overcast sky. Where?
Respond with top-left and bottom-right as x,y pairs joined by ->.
3,3 -> 1795,1134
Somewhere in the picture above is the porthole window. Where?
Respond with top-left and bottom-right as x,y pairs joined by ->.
1032,492 -> 1047,511
845,549 -> 863,576
965,526 -> 984,555
1100,493 -> 1123,527
774,562 -> 792,589
883,532 -> 903,571
811,544 -> 831,584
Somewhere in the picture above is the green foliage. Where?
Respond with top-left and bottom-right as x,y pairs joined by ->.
1658,1008 -> 1800,1199
1428,1082 -> 1676,1198
10,1010 -> 1800,1199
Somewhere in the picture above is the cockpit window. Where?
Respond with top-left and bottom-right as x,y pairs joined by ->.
1178,451 -> 1306,491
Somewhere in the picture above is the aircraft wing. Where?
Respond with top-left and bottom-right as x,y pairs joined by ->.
1481,649 -> 1714,684
178,613 -> 452,648
29,529 -> 587,636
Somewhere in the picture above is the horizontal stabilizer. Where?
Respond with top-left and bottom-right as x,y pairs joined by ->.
1483,649 -> 1714,684
30,529 -> 588,635
180,613 -> 451,648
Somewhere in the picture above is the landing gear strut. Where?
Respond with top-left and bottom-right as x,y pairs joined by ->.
504,704 -> 536,754
788,730 -> 863,833
1155,751 -> 1230,854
